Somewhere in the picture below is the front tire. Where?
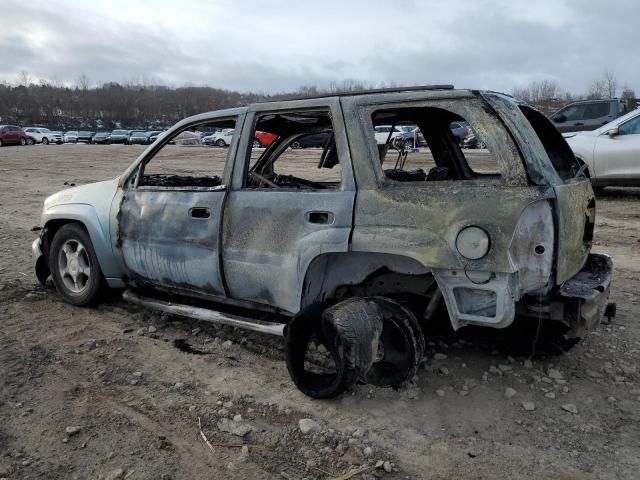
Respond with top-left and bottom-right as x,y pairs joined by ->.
42,137 -> 50,145
215,139 -> 226,147
20,137 -> 27,146
49,224 -> 104,306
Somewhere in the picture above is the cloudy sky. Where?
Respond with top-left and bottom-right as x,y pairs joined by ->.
0,0 -> 638,94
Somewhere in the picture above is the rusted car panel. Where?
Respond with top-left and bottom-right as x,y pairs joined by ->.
553,180 -> 595,284
222,190 -> 355,313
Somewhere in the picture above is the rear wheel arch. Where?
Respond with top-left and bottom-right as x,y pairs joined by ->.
300,251 -> 438,312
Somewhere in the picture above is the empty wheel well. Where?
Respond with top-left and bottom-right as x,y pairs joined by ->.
301,252 -> 439,315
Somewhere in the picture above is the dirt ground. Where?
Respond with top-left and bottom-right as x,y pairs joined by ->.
1,144 -> 639,480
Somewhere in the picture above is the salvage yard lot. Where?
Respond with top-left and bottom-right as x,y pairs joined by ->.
1,144 -> 639,479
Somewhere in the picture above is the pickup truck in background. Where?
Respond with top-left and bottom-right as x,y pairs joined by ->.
550,98 -> 630,133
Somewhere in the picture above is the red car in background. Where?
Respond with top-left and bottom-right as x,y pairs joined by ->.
254,130 -> 277,147
0,125 -> 28,146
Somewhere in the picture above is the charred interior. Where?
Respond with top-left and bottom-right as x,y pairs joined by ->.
373,107 -> 502,182
246,110 -> 341,190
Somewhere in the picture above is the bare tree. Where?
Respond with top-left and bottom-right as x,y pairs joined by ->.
620,85 -> 636,102
75,73 -> 91,91
17,70 -> 32,87
589,69 -> 618,99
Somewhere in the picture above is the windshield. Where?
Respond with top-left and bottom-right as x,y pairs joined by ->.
595,109 -> 640,134
132,132 -> 146,137
112,130 -> 126,135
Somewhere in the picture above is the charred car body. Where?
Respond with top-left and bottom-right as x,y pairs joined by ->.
33,86 -> 614,398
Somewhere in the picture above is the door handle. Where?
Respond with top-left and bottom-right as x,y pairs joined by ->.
306,211 -> 334,224
190,207 -> 211,219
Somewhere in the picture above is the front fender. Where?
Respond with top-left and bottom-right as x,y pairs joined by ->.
43,203 -> 123,279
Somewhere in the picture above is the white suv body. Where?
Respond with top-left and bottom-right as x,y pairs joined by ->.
23,127 -> 62,144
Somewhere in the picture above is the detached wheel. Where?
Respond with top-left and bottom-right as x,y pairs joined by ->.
49,224 -> 104,306
285,298 -> 383,399
364,298 -> 424,388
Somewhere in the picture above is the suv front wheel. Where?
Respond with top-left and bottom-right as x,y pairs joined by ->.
49,224 -> 104,305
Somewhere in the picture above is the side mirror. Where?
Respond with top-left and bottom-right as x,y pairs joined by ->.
554,114 -> 567,123
607,127 -> 619,137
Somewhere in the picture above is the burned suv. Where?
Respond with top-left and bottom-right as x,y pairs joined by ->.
33,86 -> 614,398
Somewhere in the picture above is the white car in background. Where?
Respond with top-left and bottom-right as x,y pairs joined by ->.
211,128 -> 234,147
564,109 -> 640,188
373,125 -> 405,145
23,127 -> 62,144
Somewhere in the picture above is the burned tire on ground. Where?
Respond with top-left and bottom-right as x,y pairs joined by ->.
285,298 -> 382,399
364,298 -> 425,388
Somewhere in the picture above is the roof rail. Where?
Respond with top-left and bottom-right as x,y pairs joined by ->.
271,84 -> 455,102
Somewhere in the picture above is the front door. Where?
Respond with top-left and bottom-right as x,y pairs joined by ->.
118,116 -> 240,298
222,101 -> 355,313
593,114 -> 640,180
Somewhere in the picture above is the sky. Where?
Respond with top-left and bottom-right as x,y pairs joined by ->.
0,0 -> 638,95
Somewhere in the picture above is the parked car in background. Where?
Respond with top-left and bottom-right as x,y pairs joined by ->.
290,131 -> 331,148
129,131 -> 151,145
550,99 -> 629,133
462,132 -> 486,149
76,131 -> 94,143
0,125 -> 28,146
149,132 -> 165,144
109,130 -> 129,144
564,108 -> 640,188
211,129 -> 234,147
171,131 -> 201,145
23,127 -> 62,145
374,125 -> 405,144
64,131 -> 79,143
92,132 -> 112,144
254,130 -> 277,147
450,121 -> 471,145
146,131 -> 162,143
201,132 -> 218,146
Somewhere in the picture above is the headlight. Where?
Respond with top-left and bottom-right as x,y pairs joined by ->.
456,226 -> 490,260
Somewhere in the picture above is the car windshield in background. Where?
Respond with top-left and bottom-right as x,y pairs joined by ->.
132,132 -> 147,137
112,130 -> 127,135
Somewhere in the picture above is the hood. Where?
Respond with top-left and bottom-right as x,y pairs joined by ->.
44,178 -> 119,210
562,130 -> 599,139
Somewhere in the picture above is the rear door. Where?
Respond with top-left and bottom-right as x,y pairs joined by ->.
118,115 -> 242,299
222,99 -> 355,313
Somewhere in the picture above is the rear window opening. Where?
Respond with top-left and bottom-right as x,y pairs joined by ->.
371,107 -> 501,183
519,105 -> 581,180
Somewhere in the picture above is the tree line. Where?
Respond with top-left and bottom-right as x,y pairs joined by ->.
0,71 -> 635,130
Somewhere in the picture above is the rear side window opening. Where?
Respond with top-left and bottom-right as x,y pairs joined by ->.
519,106 -> 581,181
371,107 -> 501,184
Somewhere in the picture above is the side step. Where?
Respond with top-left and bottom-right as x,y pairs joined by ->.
122,290 -> 286,337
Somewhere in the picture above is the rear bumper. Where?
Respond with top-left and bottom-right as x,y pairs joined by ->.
558,253 -> 614,335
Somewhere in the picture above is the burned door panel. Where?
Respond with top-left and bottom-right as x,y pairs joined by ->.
119,190 -> 226,297
222,190 -> 354,313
